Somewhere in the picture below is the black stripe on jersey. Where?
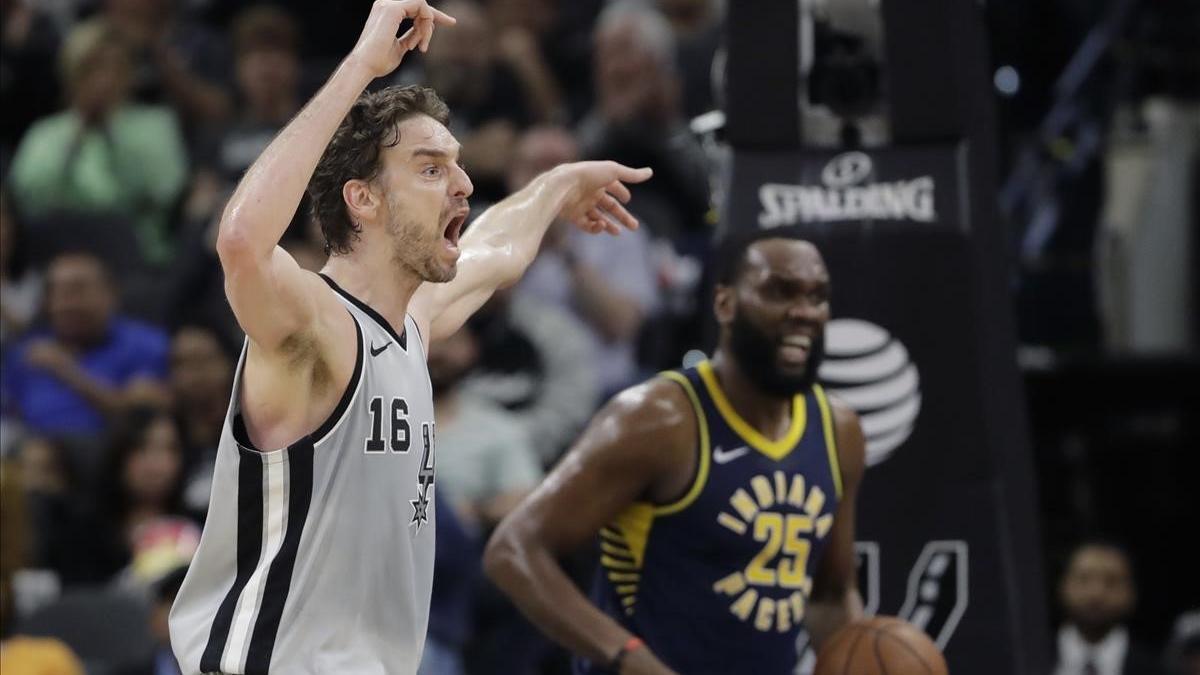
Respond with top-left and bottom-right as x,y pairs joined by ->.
244,437 -> 315,674
200,449 -> 265,672
319,273 -> 407,350
229,312 -> 363,452
311,313 -> 363,443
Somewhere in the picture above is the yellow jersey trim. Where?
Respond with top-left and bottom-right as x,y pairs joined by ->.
653,371 -> 712,516
603,503 -> 656,616
696,361 -> 806,461
610,503 -> 655,566
813,384 -> 843,498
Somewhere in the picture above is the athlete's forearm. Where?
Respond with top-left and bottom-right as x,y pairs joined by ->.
457,167 -> 574,286
218,57 -> 374,260
484,536 -> 641,668
52,363 -> 126,419
805,587 -> 864,648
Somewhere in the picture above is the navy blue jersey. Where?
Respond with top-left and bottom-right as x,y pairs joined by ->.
581,361 -> 843,675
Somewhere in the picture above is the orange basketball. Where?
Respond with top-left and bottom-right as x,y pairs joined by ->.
814,616 -> 949,675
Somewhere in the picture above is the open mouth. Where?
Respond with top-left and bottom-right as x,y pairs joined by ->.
778,333 -> 813,365
442,210 -> 467,251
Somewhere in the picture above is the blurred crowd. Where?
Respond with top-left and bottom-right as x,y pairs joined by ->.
0,0 -> 1196,674
0,0 -> 722,672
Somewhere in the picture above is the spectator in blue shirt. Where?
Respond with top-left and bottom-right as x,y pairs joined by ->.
1,251 -> 168,439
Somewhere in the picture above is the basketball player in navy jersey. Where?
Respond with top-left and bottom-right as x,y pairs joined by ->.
168,1 -> 651,673
486,232 -> 867,675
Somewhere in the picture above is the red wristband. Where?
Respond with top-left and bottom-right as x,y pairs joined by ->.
608,637 -> 643,673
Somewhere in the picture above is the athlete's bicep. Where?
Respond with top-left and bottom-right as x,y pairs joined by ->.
499,379 -> 695,554
220,244 -> 324,350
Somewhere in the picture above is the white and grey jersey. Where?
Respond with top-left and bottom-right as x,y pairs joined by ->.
170,275 -> 437,675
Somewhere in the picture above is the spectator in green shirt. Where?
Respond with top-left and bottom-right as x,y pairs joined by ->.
8,20 -> 188,266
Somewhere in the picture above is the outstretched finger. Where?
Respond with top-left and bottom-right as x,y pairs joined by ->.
429,6 -> 458,25
594,207 -> 623,235
597,194 -> 635,230
600,197 -> 639,232
586,208 -> 613,234
611,163 -> 653,185
606,179 -> 632,204
419,17 -> 434,52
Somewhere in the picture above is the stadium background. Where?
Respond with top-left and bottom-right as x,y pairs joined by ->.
0,0 -> 1196,673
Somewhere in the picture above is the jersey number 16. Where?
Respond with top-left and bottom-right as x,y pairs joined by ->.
365,396 -> 410,453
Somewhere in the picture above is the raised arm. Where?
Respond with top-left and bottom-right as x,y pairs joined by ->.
805,397 -> 867,647
217,0 -> 454,349
411,161 -> 651,342
483,378 -> 687,675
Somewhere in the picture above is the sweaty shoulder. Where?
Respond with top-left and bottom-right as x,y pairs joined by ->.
826,394 -> 866,486
582,375 -> 698,497
606,376 -> 695,444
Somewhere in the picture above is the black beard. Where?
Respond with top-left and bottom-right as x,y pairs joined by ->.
727,310 -> 825,398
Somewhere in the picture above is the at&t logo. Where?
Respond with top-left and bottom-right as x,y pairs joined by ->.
817,318 -> 921,466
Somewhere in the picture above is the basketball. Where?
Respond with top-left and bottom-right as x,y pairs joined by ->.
814,616 -> 949,675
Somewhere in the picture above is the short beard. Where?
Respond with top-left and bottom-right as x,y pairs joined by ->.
386,208 -> 456,283
727,310 -> 825,398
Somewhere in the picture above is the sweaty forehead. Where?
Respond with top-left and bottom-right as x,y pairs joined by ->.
392,115 -> 460,158
742,239 -> 828,283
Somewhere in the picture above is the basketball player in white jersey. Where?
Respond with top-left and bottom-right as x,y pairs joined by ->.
168,2 -> 651,673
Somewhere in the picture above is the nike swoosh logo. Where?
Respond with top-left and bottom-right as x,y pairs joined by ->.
370,341 -> 392,357
713,445 -> 750,464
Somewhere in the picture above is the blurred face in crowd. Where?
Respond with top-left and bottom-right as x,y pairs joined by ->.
594,14 -> 677,123
658,0 -> 715,36
1060,544 -> 1135,638
170,327 -> 233,410
123,416 -> 183,508
424,0 -> 492,104
427,326 -> 480,394
507,127 -> 578,193
487,0 -> 557,35
71,40 -> 133,122
716,239 -> 830,398
508,128 -> 578,248
237,46 -> 300,117
46,253 -> 117,347
105,0 -> 170,27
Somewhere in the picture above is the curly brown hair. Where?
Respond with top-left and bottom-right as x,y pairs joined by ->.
308,85 -> 450,255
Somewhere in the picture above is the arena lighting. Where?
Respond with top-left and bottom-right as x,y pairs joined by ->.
994,65 -> 1021,96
